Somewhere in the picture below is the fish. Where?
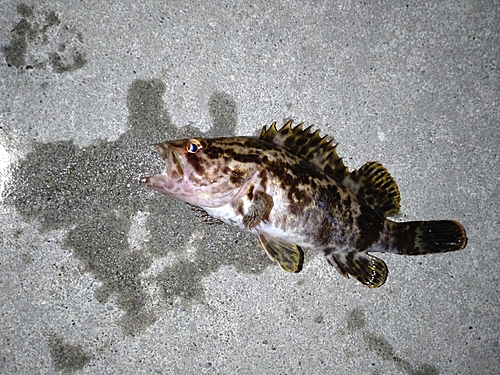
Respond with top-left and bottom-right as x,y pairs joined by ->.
141,120 -> 467,287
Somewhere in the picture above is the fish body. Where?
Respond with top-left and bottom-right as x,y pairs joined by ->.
141,121 -> 467,287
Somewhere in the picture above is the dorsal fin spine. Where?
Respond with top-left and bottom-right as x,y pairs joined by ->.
259,120 -> 350,182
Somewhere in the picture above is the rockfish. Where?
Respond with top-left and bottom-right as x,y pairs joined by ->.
141,121 -> 467,287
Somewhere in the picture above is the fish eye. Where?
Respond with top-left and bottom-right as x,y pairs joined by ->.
186,139 -> 202,153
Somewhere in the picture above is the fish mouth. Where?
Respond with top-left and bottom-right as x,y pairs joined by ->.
154,142 -> 184,178
140,142 -> 184,189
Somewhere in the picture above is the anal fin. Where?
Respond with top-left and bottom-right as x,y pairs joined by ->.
325,251 -> 388,288
258,234 -> 304,273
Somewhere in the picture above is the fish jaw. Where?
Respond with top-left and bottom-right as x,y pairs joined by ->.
153,142 -> 184,180
141,141 -> 246,208
141,142 -> 184,195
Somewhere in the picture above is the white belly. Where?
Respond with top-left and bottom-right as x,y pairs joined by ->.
203,204 -> 313,250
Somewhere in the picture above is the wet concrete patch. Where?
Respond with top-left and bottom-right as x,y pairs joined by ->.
6,79 -> 271,335
343,306 -> 439,375
345,305 -> 366,333
2,4 -> 87,72
47,332 -> 92,374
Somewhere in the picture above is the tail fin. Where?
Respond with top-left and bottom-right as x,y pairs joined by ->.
388,220 -> 467,255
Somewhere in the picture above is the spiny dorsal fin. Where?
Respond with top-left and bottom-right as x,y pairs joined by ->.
259,120 -> 349,181
342,161 -> 401,217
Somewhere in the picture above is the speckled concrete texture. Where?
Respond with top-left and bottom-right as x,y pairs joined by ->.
0,1 -> 498,374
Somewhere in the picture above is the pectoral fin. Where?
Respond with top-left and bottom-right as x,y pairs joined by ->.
242,191 -> 274,229
258,234 -> 304,273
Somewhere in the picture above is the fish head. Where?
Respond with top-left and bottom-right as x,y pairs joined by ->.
141,137 -> 260,208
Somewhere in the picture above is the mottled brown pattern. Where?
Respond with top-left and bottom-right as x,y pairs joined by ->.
186,150 -> 205,174
355,205 -> 385,251
229,169 -> 246,186
391,222 -> 417,254
232,199 -> 244,216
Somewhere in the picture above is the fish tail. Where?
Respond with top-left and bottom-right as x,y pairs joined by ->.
387,220 -> 467,255
324,220 -> 467,288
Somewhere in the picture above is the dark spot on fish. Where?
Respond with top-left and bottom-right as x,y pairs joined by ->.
391,222 -> 418,255
284,134 -> 295,149
246,184 -> 254,201
258,170 -> 269,189
233,200 -> 244,216
307,176 -> 318,190
317,214 -> 334,245
349,171 -> 360,184
295,136 -> 308,147
314,187 -> 344,245
283,170 -> 295,187
220,165 -> 230,178
340,193 -> 352,213
186,153 -> 206,176
205,145 -> 225,158
229,169 -> 245,186
290,185 -> 313,208
355,205 -> 385,251
232,153 -> 261,164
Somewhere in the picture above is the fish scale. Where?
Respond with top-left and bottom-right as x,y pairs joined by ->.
141,120 -> 467,288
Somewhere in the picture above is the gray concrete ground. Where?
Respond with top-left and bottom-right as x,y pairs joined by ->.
0,1 -> 498,374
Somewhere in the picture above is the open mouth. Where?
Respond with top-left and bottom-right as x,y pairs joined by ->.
140,142 -> 184,188
154,142 -> 184,179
